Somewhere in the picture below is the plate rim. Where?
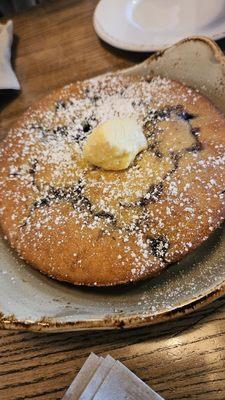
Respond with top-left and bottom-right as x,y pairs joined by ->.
1,282 -> 225,332
93,0 -> 225,52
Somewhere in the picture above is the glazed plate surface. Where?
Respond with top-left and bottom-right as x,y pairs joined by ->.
94,0 -> 225,52
0,37 -> 225,331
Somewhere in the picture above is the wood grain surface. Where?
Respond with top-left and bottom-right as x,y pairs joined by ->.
1,1 -> 225,399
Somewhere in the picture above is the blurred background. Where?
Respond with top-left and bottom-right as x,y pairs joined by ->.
0,0 -> 43,15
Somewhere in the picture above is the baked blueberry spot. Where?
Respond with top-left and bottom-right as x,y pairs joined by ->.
39,126 -> 69,141
34,197 -> 50,208
94,211 -> 117,226
53,126 -> 68,137
177,111 -> 195,121
148,109 -> 169,121
72,132 -> 85,143
29,123 -> 43,130
169,152 -> 181,169
20,220 -> 28,228
91,95 -> 100,103
186,128 -> 202,152
31,181 -> 93,215
32,184 -> 78,210
55,100 -> 66,111
154,149 -> 163,158
76,195 -> 92,210
147,236 -> 169,259
191,127 -> 200,136
40,130 -> 49,140
147,142 -> 162,158
49,187 -> 68,200
144,106 -> 196,141
9,171 -> 19,177
28,124 -> 49,140
28,159 -> 39,185
29,168 -> 36,175
82,120 -> 91,133
29,159 -> 38,175
74,179 -> 84,196
147,105 -> 196,124
186,142 -> 203,152
143,120 -> 153,134
95,211 -> 115,220
139,182 -> 163,206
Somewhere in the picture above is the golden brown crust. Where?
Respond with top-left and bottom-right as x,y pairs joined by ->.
0,74 -> 224,286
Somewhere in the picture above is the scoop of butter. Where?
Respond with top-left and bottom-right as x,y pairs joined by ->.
83,118 -> 147,170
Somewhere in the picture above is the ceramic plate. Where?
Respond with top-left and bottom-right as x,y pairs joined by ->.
93,0 -> 225,52
0,37 -> 225,332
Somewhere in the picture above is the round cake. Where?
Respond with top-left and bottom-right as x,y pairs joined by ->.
0,74 -> 224,286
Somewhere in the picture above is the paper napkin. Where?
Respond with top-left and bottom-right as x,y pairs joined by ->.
0,20 -> 20,90
63,353 -> 164,400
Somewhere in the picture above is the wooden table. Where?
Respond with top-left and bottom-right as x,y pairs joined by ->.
1,1 -> 225,399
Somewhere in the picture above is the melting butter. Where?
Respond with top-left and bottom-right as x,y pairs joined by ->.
83,118 -> 147,171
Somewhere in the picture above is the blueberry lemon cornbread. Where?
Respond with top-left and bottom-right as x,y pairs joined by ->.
0,74 -> 224,286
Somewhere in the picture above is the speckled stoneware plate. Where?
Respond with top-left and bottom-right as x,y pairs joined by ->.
1,37 -> 225,332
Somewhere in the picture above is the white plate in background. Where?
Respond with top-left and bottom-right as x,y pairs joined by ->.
93,0 -> 225,52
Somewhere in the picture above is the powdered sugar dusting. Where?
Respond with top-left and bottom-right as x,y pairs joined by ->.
0,73 -> 224,285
